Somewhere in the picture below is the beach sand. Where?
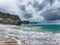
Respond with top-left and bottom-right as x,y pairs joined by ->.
0,36 -> 18,45
0,24 -> 60,45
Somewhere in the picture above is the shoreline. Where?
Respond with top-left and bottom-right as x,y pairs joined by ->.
0,24 -> 60,45
0,35 -> 18,45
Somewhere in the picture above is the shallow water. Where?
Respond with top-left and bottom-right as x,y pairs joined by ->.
0,24 -> 60,45
24,24 -> 60,32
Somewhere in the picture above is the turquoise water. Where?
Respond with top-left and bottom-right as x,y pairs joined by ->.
24,24 -> 60,32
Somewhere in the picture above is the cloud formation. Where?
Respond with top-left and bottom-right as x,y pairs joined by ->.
0,0 -> 60,22
0,0 -> 19,14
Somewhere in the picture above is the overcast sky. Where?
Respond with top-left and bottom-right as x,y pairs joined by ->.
0,0 -> 60,22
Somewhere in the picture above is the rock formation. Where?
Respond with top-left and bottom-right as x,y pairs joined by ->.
21,21 -> 30,24
0,12 -> 21,25
21,21 -> 37,24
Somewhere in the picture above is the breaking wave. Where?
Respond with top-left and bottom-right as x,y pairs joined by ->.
0,24 -> 60,45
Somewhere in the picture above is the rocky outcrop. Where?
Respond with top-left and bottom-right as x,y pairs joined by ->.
30,22 -> 37,24
21,21 -> 37,24
21,21 -> 30,24
0,12 -> 21,25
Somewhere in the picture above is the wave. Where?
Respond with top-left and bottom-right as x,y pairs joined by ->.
0,24 -> 60,45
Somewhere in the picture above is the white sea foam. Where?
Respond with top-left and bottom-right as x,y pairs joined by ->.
0,24 -> 60,45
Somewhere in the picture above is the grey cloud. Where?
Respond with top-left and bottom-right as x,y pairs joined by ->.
0,0 -> 60,22
23,13 -> 33,19
32,0 -> 48,11
49,0 -> 54,5
19,5 -> 33,19
32,0 -> 54,11
19,5 -> 26,11
42,8 -> 60,21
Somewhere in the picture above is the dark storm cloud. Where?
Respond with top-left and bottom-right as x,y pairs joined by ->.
32,0 -> 54,11
23,13 -> 33,19
17,0 -> 60,21
32,0 -> 49,11
19,5 -> 33,19
0,0 -> 60,21
42,8 -> 60,21
49,0 -> 54,5
20,5 -> 26,11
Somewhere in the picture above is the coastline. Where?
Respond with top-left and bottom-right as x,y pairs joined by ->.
0,35 -> 18,45
0,24 -> 60,45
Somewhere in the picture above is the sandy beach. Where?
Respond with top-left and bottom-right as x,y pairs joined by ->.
0,25 -> 19,45
0,24 -> 60,45
0,36 -> 18,45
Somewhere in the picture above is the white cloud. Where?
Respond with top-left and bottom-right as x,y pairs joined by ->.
0,0 -> 19,14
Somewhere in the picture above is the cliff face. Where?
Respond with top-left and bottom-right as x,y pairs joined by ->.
0,12 -> 21,25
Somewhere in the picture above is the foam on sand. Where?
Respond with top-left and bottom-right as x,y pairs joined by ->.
0,24 -> 60,45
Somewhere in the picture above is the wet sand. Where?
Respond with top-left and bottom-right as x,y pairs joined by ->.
0,36 -> 18,45
0,24 -> 60,45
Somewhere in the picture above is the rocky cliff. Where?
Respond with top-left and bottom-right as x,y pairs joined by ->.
0,12 -> 21,25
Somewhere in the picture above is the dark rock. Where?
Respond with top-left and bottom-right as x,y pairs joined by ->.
30,22 -> 37,24
21,21 -> 37,24
21,21 -> 30,24
0,12 -> 21,25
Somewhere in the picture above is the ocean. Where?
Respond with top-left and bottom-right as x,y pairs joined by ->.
23,24 -> 60,32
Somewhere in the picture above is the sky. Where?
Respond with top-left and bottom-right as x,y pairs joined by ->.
0,0 -> 60,22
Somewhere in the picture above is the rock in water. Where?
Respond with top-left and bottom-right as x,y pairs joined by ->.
0,12 -> 21,25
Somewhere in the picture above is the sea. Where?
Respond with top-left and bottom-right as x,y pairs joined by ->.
0,24 -> 60,45
23,24 -> 60,32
